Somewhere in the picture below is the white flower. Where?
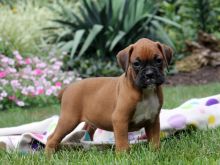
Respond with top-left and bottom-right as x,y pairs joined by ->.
36,86 -> 44,90
63,79 -> 70,84
36,62 -> 47,68
1,57 -> 9,63
16,100 -> 25,106
49,58 -> 57,63
1,91 -> 7,97
46,88 -> 53,96
8,59 -> 15,65
52,77 -> 58,82
10,80 -> 20,88
52,64 -> 61,70
76,77 -> 82,81
46,70 -> 53,75
21,88 -> 29,95
8,67 -> 17,73
27,86 -> 35,93
62,51 -> 67,55
0,79 -> 9,85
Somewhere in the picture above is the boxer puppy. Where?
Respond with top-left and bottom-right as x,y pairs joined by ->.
45,38 -> 173,154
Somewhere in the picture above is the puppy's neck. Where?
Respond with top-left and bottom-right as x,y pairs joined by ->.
141,86 -> 157,97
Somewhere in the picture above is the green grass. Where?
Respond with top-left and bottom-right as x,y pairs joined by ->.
0,83 -> 220,164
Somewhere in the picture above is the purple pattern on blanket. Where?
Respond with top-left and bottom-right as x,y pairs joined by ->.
31,142 -> 39,150
206,98 -> 219,106
168,114 -> 187,129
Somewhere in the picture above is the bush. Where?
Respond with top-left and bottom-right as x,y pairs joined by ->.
0,50 -> 78,110
67,58 -> 122,77
0,1 -> 54,56
47,0 -> 180,77
178,0 -> 220,36
160,0 -> 220,64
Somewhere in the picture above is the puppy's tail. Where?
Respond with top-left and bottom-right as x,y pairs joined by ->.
57,86 -> 67,102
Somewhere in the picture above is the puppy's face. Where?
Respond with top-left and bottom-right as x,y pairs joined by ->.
117,38 -> 173,89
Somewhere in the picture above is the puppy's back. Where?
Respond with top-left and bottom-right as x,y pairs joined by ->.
60,77 -> 119,109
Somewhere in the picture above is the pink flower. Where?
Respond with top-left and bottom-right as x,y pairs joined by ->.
25,58 -> 32,65
37,89 -> 44,95
55,82 -> 62,87
36,86 -> 44,95
8,95 -> 16,101
34,69 -> 43,75
0,71 -> 7,78
13,51 -> 23,61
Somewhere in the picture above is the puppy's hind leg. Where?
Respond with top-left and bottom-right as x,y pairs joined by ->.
45,112 -> 80,155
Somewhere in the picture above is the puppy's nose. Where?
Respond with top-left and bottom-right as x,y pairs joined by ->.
145,70 -> 154,78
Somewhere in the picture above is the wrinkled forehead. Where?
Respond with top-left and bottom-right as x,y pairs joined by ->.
130,39 -> 162,62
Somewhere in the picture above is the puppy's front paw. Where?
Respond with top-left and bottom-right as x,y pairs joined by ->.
115,144 -> 130,153
149,141 -> 160,151
45,145 -> 56,158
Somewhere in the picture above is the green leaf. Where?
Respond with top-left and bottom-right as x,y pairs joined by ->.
151,20 -> 175,48
110,31 -> 125,51
56,30 -> 72,42
78,5 -> 93,27
150,15 -> 181,29
51,19 -> 76,28
79,24 -> 103,57
70,29 -> 85,59
83,0 -> 100,24
118,0 -> 129,27
60,40 -> 74,52
106,0 -> 113,24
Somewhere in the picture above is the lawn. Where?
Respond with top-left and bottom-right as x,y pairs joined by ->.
0,83 -> 220,164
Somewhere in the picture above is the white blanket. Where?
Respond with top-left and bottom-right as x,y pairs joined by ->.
0,94 -> 220,153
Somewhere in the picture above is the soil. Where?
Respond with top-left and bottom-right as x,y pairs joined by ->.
165,66 -> 220,86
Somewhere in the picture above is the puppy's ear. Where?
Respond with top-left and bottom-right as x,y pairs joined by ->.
157,42 -> 173,69
116,45 -> 134,76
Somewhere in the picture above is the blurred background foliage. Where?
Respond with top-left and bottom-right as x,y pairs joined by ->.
0,0 -> 219,77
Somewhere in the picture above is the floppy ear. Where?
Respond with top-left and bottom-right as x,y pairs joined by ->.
116,45 -> 134,76
157,42 -> 173,69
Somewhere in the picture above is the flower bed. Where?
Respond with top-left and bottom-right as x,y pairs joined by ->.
0,51 -> 79,110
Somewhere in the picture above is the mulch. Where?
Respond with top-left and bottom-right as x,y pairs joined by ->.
165,66 -> 220,86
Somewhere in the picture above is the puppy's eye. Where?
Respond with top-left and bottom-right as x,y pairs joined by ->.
155,58 -> 162,64
133,61 -> 140,67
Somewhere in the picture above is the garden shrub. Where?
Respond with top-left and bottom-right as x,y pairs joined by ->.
160,0 -> 220,61
0,1 -> 54,56
47,0 -> 180,77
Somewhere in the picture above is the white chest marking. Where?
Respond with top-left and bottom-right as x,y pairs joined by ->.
131,89 -> 160,124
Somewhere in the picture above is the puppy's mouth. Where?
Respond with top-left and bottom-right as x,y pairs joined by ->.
135,75 -> 165,89
142,79 -> 157,89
